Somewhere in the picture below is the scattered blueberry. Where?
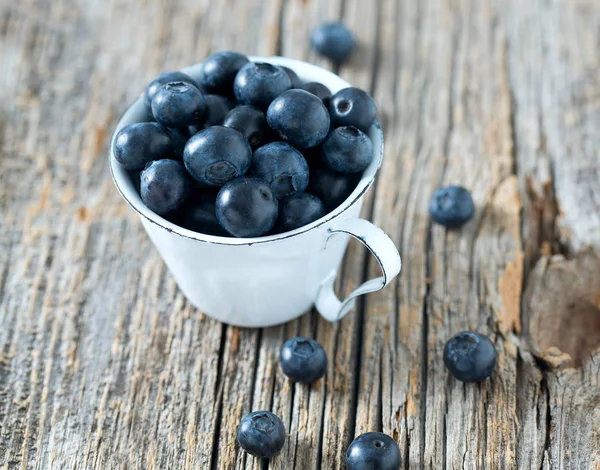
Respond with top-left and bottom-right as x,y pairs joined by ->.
275,193 -> 326,233
443,331 -> 497,382
198,51 -> 249,96
237,411 -> 286,458
280,66 -> 303,88
311,22 -> 356,64
309,162 -> 361,211
180,190 -> 229,236
329,87 -> 377,134
223,105 -> 266,148
429,186 -> 475,229
114,122 -> 174,170
346,432 -> 401,470
144,71 -> 199,112
299,81 -> 332,107
199,94 -> 235,127
250,142 -> 310,199
321,126 -> 373,173
183,126 -> 252,187
151,81 -> 206,128
140,160 -> 192,215
234,62 -> 292,111
279,337 -> 327,383
267,89 -> 330,150
216,177 -> 278,237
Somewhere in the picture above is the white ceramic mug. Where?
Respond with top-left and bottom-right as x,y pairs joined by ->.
109,56 -> 401,328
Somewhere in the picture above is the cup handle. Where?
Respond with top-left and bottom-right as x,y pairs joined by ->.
315,218 -> 401,322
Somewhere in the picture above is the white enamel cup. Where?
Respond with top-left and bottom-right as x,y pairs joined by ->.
109,56 -> 401,328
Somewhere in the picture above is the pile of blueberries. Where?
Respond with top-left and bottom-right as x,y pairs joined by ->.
239,331 -> 496,468
114,49 -> 377,238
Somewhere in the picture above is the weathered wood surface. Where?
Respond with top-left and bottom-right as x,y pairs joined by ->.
0,0 -> 599,468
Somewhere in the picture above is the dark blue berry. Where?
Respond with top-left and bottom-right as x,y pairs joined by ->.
114,122 -> 173,170
443,331 -> 497,382
198,94 -> 234,128
183,126 -> 252,187
267,89 -> 330,150
151,81 -> 206,128
280,66 -> 303,88
216,177 -> 278,238
275,193 -> 326,233
223,105 -> 266,148
165,127 -> 189,159
234,62 -> 292,111
198,51 -> 249,96
309,162 -> 361,211
236,411 -> 286,458
250,142 -> 309,199
429,186 -> 475,229
140,160 -> 192,215
346,432 -> 401,470
177,190 -> 228,236
279,337 -> 327,383
329,87 -> 377,134
144,71 -> 200,113
311,22 -> 356,64
321,126 -> 373,173
299,82 -> 332,108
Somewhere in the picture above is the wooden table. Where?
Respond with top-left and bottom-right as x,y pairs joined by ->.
1,0 -> 599,468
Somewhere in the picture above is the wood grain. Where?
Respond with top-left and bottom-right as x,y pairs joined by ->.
0,0 -> 599,469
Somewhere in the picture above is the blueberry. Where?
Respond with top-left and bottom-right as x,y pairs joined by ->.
165,127 -> 189,159
140,160 -> 192,215
114,122 -> 173,170
321,126 -> 373,173
309,162 -> 361,211
311,22 -> 356,64
346,432 -> 401,470
144,71 -> 200,113
234,62 -> 292,111
250,142 -> 309,199
223,105 -> 266,148
198,51 -> 249,96
443,331 -> 497,382
429,186 -> 475,229
151,82 -> 206,128
199,94 -> 235,127
329,87 -> 377,134
280,66 -> 303,88
299,81 -> 332,107
183,126 -> 252,187
175,190 -> 227,236
275,193 -> 326,233
267,89 -> 330,150
236,411 -> 286,458
279,337 -> 327,383
216,177 -> 278,238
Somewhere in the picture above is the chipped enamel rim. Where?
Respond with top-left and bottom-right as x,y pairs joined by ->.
109,56 -> 384,246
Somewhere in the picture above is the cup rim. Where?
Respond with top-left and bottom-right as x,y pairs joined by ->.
109,56 -> 384,246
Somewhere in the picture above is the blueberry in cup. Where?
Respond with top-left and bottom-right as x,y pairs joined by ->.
250,142 -> 310,200
183,126 -> 252,187
267,89 -> 330,150
198,51 -> 249,96
222,105 -> 266,148
151,81 -> 206,128
144,70 -> 200,112
215,177 -> 279,238
234,62 -> 292,111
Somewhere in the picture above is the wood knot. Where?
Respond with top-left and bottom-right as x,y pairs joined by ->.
526,249 -> 600,368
